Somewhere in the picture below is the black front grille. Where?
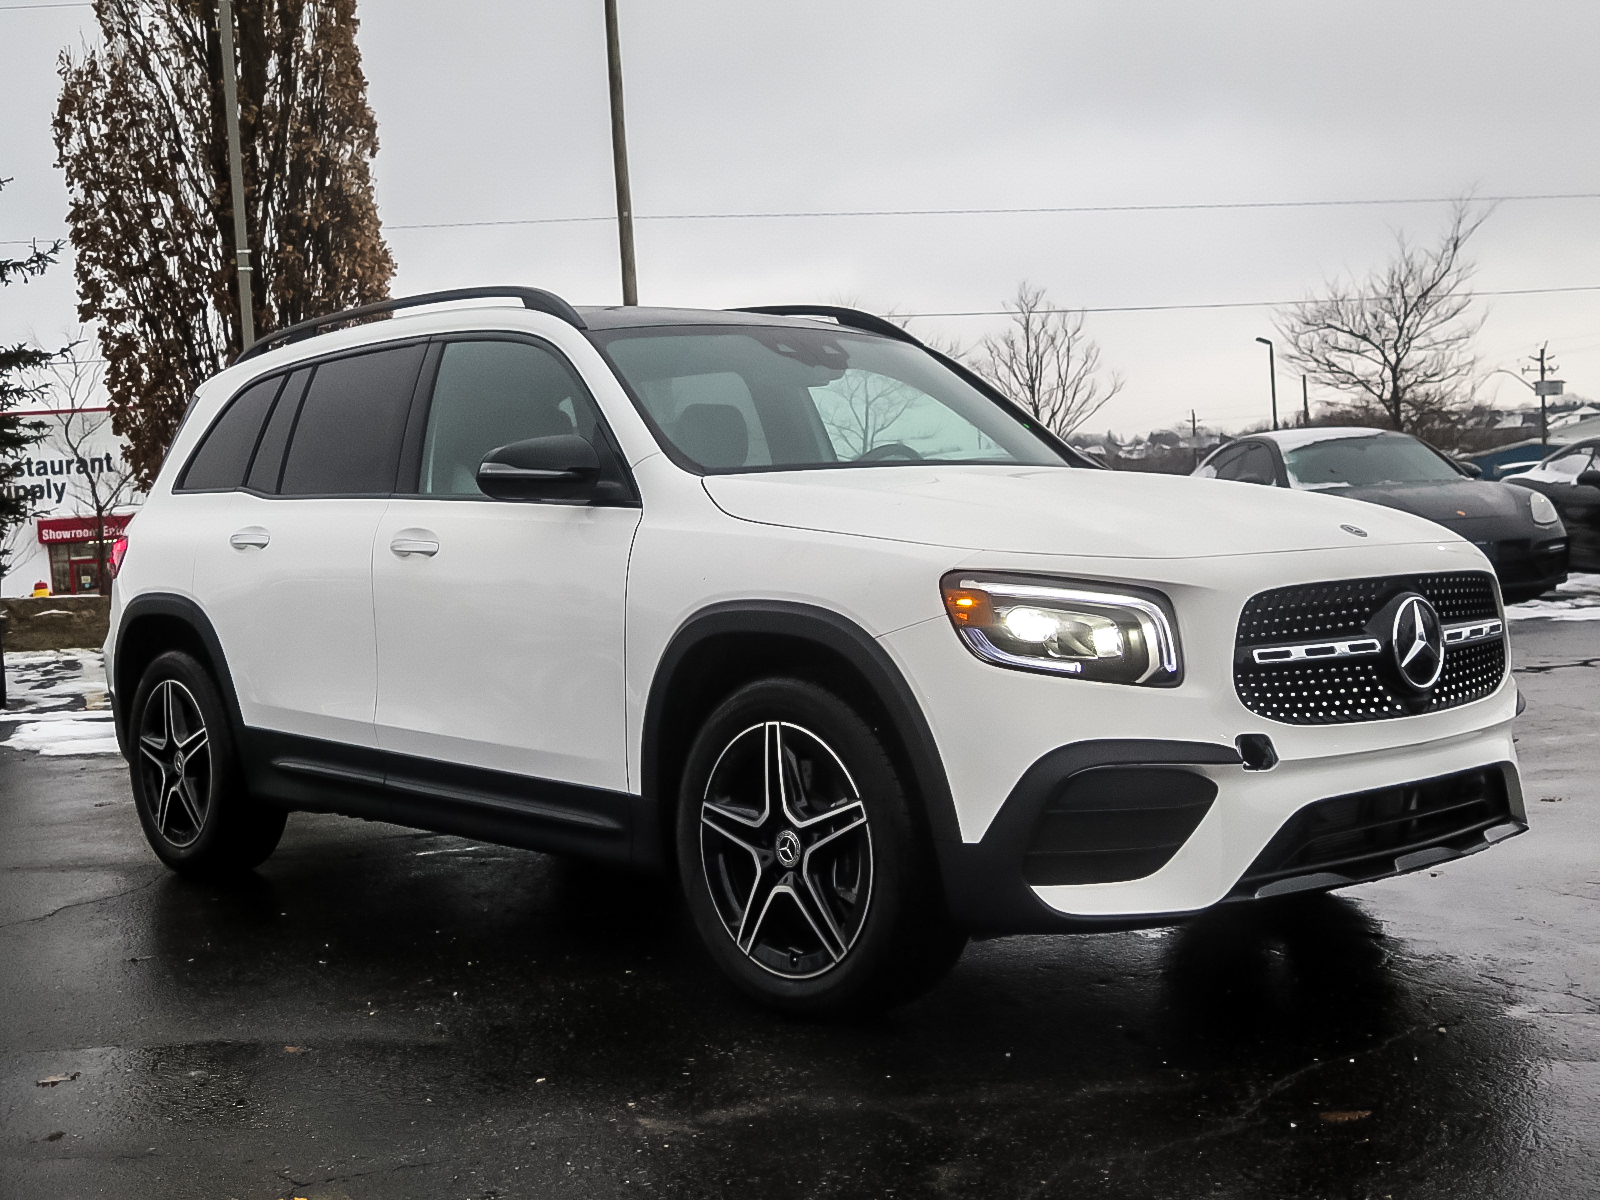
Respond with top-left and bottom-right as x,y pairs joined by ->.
1234,571 -> 1505,725
1230,765 -> 1517,898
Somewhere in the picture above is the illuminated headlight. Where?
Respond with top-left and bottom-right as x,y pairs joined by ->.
1527,489 -> 1561,525
941,573 -> 1182,685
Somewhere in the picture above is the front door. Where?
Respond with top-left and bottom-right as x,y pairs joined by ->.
372,336 -> 641,793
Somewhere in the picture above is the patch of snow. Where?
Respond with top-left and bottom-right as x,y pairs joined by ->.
1506,573 -> 1600,621
3,714 -> 120,756
3,650 -> 118,755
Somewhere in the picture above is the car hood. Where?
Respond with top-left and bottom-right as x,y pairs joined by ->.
1329,480 -> 1531,531
702,466 -> 1450,559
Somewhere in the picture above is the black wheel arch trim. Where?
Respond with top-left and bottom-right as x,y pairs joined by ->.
641,600 -> 961,863
111,593 -> 247,761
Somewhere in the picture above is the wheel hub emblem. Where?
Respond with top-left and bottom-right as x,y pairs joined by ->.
1391,593 -> 1444,690
775,829 -> 801,868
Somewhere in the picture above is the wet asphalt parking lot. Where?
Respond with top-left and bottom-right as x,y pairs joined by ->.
1,614 -> 1596,1200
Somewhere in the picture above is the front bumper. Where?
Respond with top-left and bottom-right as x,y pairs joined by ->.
936,728 -> 1524,934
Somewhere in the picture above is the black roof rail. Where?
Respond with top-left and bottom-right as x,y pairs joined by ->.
236,285 -> 587,363
731,304 -> 922,346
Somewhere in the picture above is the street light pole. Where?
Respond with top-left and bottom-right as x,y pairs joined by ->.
603,0 -> 638,306
217,0 -> 254,351
1255,337 -> 1278,431
1301,374 -> 1310,427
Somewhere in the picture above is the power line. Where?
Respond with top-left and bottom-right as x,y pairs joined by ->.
385,190 -> 1600,232
899,283 -> 1600,318
10,189 -> 1600,247
0,2 -> 89,9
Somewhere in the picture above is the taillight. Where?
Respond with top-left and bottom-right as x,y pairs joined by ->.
108,535 -> 128,579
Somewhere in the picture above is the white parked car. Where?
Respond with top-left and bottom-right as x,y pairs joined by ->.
105,288 -> 1526,1013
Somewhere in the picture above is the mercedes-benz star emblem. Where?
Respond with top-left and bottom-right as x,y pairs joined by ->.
1391,593 -> 1444,690
774,829 -> 802,869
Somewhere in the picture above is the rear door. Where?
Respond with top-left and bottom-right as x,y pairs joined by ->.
190,342 -> 425,747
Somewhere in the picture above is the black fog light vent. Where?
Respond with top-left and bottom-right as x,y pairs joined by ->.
1022,767 -> 1217,886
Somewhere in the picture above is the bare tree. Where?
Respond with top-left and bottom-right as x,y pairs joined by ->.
1276,202 -> 1487,433
41,342 -> 139,595
54,0 -> 395,490
977,283 -> 1123,438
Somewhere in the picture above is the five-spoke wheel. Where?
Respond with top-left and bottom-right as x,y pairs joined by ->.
699,721 -> 874,979
136,679 -> 213,848
678,677 -> 966,1014
128,651 -> 286,876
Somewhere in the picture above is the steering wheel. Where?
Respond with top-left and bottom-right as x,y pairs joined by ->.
855,442 -> 924,463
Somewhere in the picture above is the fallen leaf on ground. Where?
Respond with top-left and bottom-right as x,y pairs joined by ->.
284,1046 -> 308,1054
35,1073 -> 80,1087
43,1131 -> 65,1142
1319,1110 -> 1372,1124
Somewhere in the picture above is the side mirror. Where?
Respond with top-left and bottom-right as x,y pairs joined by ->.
476,435 -> 600,502
1457,460 -> 1483,478
1578,469 -> 1600,489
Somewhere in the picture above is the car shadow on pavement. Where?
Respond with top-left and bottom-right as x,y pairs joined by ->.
100,823 -> 1553,1199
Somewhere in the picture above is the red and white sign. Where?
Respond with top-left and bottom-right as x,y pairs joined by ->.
37,513 -> 133,545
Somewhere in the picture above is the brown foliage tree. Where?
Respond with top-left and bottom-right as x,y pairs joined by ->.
977,283 -> 1123,439
1276,203 -> 1486,434
54,0 -> 395,489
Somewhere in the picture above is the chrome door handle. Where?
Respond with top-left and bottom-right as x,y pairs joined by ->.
229,528 -> 270,550
389,535 -> 440,558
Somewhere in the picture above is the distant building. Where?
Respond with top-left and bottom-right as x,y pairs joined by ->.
2,406 -> 143,597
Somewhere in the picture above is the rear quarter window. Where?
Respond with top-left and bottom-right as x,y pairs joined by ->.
177,374 -> 285,491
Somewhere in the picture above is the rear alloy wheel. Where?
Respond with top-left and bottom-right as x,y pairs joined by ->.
128,651 -> 286,877
136,678 -> 214,849
677,678 -> 964,1014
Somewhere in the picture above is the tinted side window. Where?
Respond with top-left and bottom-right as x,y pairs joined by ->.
418,339 -> 620,497
279,344 -> 425,497
178,374 -> 284,491
1216,442 -> 1276,485
1201,446 -> 1243,480
244,369 -> 310,493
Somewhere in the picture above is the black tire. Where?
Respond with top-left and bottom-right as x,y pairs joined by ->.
675,678 -> 965,1015
127,650 -> 286,878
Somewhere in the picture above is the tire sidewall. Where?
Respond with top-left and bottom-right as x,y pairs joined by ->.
128,650 -> 243,872
675,678 -> 926,1012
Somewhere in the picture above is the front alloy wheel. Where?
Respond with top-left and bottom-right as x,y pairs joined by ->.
677,678 -> 965,1014
699,721 -> 873,979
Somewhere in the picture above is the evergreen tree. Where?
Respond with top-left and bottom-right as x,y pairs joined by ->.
54,0 -> 394,489
0,176 -> 62,580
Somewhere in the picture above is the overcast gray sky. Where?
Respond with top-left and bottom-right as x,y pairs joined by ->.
4,0 -> 1598,434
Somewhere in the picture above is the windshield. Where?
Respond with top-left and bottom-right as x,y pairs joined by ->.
1282,435 -> 1463,489
592,325 -> 1067,473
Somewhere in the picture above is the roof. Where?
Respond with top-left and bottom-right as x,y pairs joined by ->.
1250,426 -> 1399,451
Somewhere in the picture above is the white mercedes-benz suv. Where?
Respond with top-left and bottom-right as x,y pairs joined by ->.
105,287 -> 1526,1013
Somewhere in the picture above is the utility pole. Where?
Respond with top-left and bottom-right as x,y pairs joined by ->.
1526,343 -> 1563,446
1190,409 -> 1199,471
603,0 -> 638,306
1255,337 -> 1278,430
1301,374 -> 1310,427
217,0 -> 254,351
